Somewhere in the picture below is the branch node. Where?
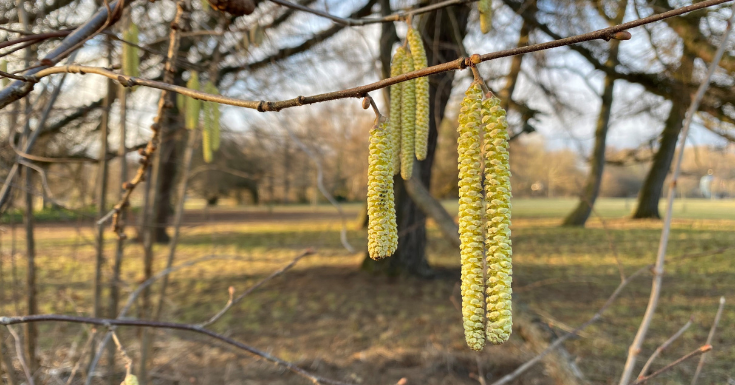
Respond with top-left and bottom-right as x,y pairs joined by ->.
257,100 -> 266,112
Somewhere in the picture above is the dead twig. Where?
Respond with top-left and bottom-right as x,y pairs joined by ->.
617,3 -> 735,382
5,325 -> 34,385
690,297 -> 726,385
637,317 -> 693,379
631,345 -> 712,385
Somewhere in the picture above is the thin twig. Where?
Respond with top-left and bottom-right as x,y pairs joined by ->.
110,331 -> 133,370
5,325 -> 34,385
7,0 -> 728,114
199,249 -> 314,327
617,3 -> 735,383
490,265 -> 650,385
269,0 -> 476,26
64,328 -> 97,385
637,317 -> 693,379
0,315 -> 354,385
631,345 -> 712,385
690,297 -> 726,385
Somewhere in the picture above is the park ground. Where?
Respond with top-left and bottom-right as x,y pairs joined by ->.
1,198 -> 734,384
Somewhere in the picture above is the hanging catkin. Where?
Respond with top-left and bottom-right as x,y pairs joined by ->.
122,22 -> 140,79
400,53 -> 416,180
457,82 -> 486,351
478,0 -> 493,34
185,72 -> 201,130
367,121 -> 398,260
203,81 -> 221,151
483,93 -> 512,345
407,28 -> 429,161
389,47 -> 406,175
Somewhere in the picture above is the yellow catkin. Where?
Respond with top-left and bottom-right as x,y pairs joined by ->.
122,23 -> 140,78
367,121 -> 398,260
478,0 -> 493,34
400,53 -> 416,180
458,82 -> 486,351
389,47 -> 407,175
203,81 -> 221,151
483,94 -> 513,345
407,28 -> 429,161
185,72 -> 201,130
123,374 -> 139,385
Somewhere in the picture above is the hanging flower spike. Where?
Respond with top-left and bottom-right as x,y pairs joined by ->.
478,0 -> 493,34
400,52 -> 416,180
185,72 -> 201,130
389,47 -> 407,175
458,82 -> 486,351
483,93 -> 512,345
367,121 -> 398,260
203,81 -> 221,151
407,28 -> 429,161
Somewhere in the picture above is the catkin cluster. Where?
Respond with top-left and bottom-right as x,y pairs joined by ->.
367,121 -> 398,260
456,82 -> 513,350
483,95 -> 513,345
389,48 -> 406,174
407,28 -> 429,161
387,28 -> 430,180
178,72 -> 221,163
457,83 -> 486,351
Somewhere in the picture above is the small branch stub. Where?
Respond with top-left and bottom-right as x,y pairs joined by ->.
613,31 -> 632,40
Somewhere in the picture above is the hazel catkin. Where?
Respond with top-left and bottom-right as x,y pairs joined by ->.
367,121 -> 398,260
122,22 -> 140,79
483,94 -> 513,345
457,82 -> 486,351
407,28 -> 429,161
478,0 -> 493,34
185,72 -> 201,130
203,81 -> 221,151
389,47 -> 407,175
400,53 -> 416,180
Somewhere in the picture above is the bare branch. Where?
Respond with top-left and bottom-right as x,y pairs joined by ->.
690,297 -> 726,385
0,315 -> 353,385
5,326 -> 34,385
269,0 -> 477,26
199,249 -> 314,327
490,265 -> 650,385
9,0 -> 730,115
637,317 -> 693,379
631,345 -> 712,385
617,3 -> 735,383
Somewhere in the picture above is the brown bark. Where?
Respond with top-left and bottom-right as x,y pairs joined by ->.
632,49 -> 695,219
563,2 -> 626,226
362,2 -> 469,277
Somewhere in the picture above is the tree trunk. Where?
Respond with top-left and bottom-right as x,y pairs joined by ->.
632,50 -> 695,219
362,2 -> 469,277
562,1 -> 626,226
152,112 -> 180,243
23,167 -> 37,373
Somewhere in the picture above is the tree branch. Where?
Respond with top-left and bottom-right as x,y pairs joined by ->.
11,0 -> 730,116
631,345 -> 712,385
617,3 -> 735,382
690,297 -> 726,385
0,314 -> 353,385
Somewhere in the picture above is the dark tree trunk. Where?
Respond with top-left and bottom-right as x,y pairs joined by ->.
563,4 -> 625,226
362,3 -> 469,277
632,50 -> 694,219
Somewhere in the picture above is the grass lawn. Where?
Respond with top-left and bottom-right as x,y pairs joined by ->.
0,198 -> 733,384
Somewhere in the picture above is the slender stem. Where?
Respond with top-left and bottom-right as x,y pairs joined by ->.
5,0 -> 728,117
637,317 -> 692,379
617,4 -> 735,383
632,345 -> 712,385
0,315 -> 353,385
690,297 -> 726,385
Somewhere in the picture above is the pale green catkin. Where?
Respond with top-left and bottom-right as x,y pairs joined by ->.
367,121 -> 398,260
389,47 -> 407,175
407,28 -> 429,161
458,82 -> 486,351
203,81 -> 221,151
185,72 -> 201,130
122,22 -> 140,87
400,53 -> 416,180
483,94 -> 513,345
478,0 -> 493,34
